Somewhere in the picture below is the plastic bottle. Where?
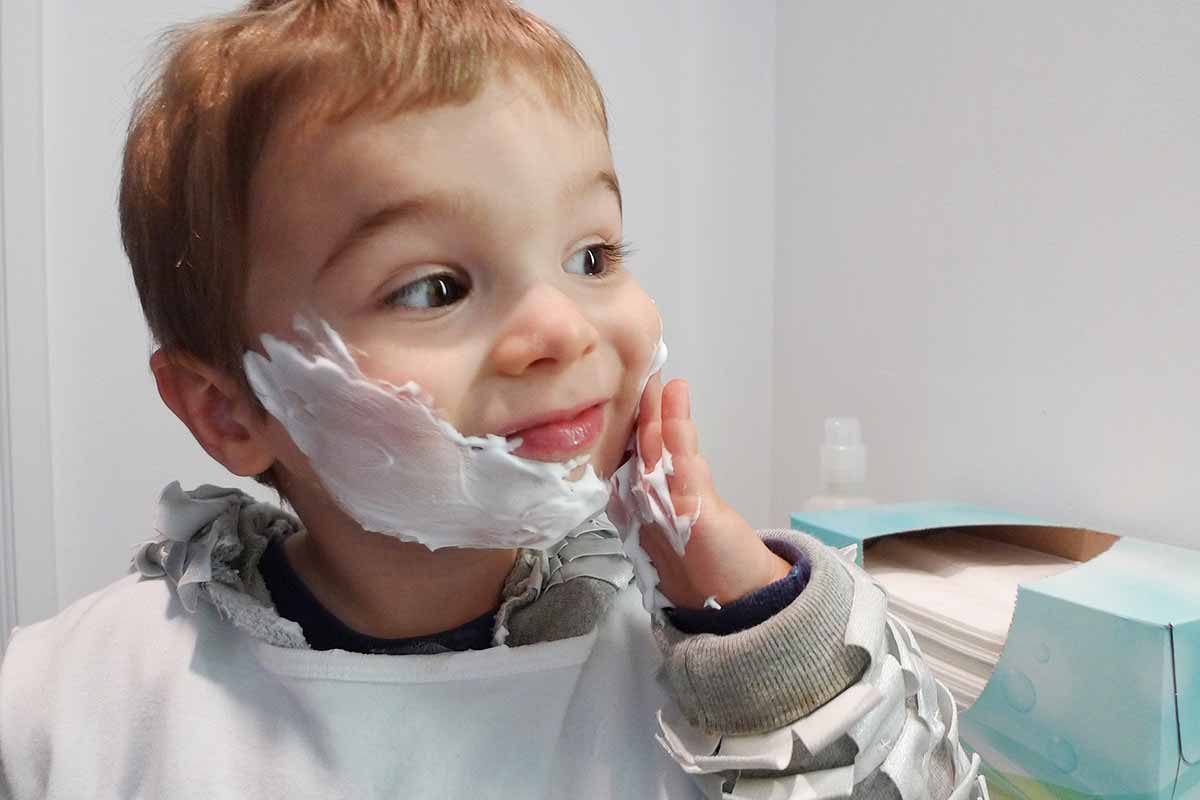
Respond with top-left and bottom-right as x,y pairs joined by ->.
802,417 -> 875,511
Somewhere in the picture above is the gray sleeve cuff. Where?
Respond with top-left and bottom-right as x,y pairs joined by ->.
653,529 -> 870,736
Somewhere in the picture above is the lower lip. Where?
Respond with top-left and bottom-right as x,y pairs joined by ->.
508,403 -> 606,460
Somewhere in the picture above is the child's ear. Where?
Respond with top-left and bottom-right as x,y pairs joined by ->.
150,348 -> 276,477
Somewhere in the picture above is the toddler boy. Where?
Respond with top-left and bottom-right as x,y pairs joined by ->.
0,2 -> 988,798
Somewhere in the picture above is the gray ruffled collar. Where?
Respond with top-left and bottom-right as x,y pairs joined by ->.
132,481 -> 632,651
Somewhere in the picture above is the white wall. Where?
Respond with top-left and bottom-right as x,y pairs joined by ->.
773,2 -> 1200,548
13,0 -> 776,619
1,0 -> 57,645
9,0 -> 1195,626
38,0 -> 265,623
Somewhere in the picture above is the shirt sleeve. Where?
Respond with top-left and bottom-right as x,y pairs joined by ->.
651,529 -> 990,799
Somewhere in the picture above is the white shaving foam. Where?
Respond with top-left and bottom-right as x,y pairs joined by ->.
242,312 -> 693,612
604,340 -> 705,613
244,315 -> 623,551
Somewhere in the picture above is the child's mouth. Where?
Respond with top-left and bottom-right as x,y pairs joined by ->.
505,402 -> 607,461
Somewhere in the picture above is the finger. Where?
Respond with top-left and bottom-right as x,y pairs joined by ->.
667,452 -> 712,511
640,524 -> 696,591
661,381 -> 697,463
640,372 -> 663,422
661,417 -> 699,461
639,374 -> 664,471
661,380 -> 698,457
668,486 -> 701,520
640,524 -> 705,608
640,419 -> 662,474
661,379 -> 690,421
639,523 -> 671,564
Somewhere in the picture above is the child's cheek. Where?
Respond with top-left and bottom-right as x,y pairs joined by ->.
586,399 -> 636,481
617,290 -> 665,377
603,335 -> 660,477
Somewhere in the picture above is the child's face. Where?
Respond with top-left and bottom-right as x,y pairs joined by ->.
243,71 -> 661,491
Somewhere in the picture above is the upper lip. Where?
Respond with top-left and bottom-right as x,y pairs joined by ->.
495,398 -> 608,437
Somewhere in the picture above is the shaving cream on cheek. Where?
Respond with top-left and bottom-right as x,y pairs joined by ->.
243,315 -> 615,550
243,312 -> 698,612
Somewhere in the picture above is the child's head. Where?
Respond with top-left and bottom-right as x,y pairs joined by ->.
122,0 -> 661,513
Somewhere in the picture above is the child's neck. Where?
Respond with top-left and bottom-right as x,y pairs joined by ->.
281,498 -> 517,640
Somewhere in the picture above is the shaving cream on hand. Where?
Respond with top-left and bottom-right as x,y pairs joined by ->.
243,315 -> 611,551
608,437 -> 702,614
604,339 -> 704,614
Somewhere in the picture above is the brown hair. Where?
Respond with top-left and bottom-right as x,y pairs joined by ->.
119,0 -> 608,488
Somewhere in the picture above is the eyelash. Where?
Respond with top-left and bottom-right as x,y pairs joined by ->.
595,240 -> 633,271
381,239 -> 633,311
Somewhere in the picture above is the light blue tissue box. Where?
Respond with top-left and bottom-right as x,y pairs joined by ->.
791,503 -> 1200,800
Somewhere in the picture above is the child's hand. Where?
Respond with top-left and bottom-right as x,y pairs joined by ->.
627,375 -> 792,610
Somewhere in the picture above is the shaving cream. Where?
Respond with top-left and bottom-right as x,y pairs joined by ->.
607,416 -> 702,612
244,314 -> 676,553
245,313 -> 699,611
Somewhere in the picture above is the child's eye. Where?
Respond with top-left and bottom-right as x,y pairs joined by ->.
564,241 -> 630,278
383,272 -> 468,310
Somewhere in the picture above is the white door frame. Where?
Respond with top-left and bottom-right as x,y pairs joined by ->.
0,0 -> 58,654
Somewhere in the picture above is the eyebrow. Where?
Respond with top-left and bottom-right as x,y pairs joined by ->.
319,168 -> 623,278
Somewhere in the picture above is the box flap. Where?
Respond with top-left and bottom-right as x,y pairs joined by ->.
1178,618 -> 1200,765
1032,538 -> 1200,628
791,502 -> 1054,538
790,502 -> 1057,564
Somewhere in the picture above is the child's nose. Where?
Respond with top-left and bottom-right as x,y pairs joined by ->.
489,283 -> 599,376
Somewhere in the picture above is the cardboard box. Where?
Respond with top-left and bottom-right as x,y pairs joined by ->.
790,503 -> 1200,799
